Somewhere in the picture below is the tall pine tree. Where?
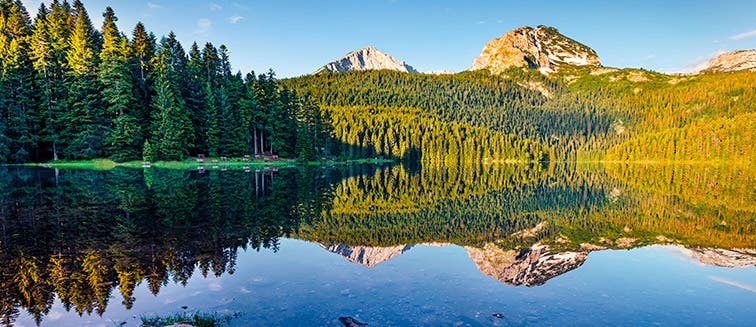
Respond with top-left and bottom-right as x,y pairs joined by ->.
150,32 -> 193,160
0,0 -> 37,162
99,7 -> 140,161
63,0 -> 103,159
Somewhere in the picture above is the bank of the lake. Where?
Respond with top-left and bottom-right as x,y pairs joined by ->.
10,158 -> 397,170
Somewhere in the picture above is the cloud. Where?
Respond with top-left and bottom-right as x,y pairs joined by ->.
210,2 -> 222,11
729,29 -> 756,41
195,18 -> 212,36
229,15 -> 244,24
208,281 -> 222,291
147,2 -> 161,9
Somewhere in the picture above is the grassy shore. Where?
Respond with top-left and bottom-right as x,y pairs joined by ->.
12,157 -> 396,170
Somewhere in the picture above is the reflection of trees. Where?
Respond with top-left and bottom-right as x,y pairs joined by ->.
297,163 -> 756,250
0,167 -> 335,326
0,162 -> 754,325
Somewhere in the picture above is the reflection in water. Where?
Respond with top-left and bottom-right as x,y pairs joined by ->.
0,162 -> 754,325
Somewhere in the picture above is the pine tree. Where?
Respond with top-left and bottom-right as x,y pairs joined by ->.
99,7 -> 140,161
131,22 -> 155,138
32,0 -> 71,161
63,0 -> 104,159
201,42 -> 220,156
185,42 -> 207,155
150,33 -> 193,160
0,0 -> 37,162
217,45 -> 246,156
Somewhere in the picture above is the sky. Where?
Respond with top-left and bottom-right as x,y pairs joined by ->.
20,0 -> 756,77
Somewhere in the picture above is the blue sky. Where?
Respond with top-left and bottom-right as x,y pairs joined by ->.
21,0 -> 756,77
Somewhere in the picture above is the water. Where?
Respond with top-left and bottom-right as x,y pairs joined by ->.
1,163 -> 754,326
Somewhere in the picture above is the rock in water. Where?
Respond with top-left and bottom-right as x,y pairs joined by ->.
339,316 -> 368,327
692,49 -> 756,73
315,46 -> 418,74
471,25 -> 600,74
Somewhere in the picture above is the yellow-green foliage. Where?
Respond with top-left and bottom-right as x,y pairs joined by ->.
328,105 -> 548,164
606,113 -> 755,162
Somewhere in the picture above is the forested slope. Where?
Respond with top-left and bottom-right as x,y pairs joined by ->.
286,67 -> 756,162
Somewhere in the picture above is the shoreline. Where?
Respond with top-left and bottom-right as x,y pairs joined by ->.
6,158 -> 397,170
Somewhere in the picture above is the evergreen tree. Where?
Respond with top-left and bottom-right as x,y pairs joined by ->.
0,0 -> 37,162
63,0 -> 104,159
150,33 -> 193,160
99,7 -> 140,161
185,42 -> 206,155
131,22 -> 155,138
32,0 -> 70,161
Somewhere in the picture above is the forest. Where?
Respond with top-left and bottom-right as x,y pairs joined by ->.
286,66 -> 756,163
0,0 -> 331,164
3,1 -> 752,166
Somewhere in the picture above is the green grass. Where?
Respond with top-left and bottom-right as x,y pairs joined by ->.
140,311 -> 237,327
11,157 -> 396,171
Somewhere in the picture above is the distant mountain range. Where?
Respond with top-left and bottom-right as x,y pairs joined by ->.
315,26 -> 755,75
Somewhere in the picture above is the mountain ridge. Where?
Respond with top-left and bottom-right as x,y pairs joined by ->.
693,49 -> 756,73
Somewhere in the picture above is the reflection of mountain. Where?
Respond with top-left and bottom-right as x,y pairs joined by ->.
678,247 -> 756,268
314,241 -> 589,286
319,243 -> 414,268
465,243 -> 587,286
319,242 -> 756,287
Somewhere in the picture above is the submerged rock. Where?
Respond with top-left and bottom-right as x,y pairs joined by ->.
339,316 -> 369,327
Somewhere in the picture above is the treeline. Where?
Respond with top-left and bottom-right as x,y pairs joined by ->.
284,69 -> 617,161
0,0 -> 330,163
327,105 -> 548,164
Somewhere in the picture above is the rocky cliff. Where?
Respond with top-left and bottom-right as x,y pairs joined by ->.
471,25 -> 600,74
693,49 -> 756,73
315,46 -> 418,74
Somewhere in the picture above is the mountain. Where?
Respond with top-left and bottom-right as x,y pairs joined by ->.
315,46 -> 419,74
693,50 -> 756,73
470,25 -> 601,74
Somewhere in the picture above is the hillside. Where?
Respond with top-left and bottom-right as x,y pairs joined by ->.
286,67 -> 756,162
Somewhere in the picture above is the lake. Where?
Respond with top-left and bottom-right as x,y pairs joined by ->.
2,162 -> 754,326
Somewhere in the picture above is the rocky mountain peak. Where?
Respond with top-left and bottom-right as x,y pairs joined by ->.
471,25 -> 600,74
315,46 -> 419,74
693,49 -> 756,73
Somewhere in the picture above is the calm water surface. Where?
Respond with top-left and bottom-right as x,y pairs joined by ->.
2,163 -> 754,326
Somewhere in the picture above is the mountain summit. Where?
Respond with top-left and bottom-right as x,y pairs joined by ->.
315,46 -> 418,74
471,25 -> 600,74
693,49 -> 756,73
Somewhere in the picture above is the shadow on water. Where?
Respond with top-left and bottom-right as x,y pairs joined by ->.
0,161 -> 754,325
